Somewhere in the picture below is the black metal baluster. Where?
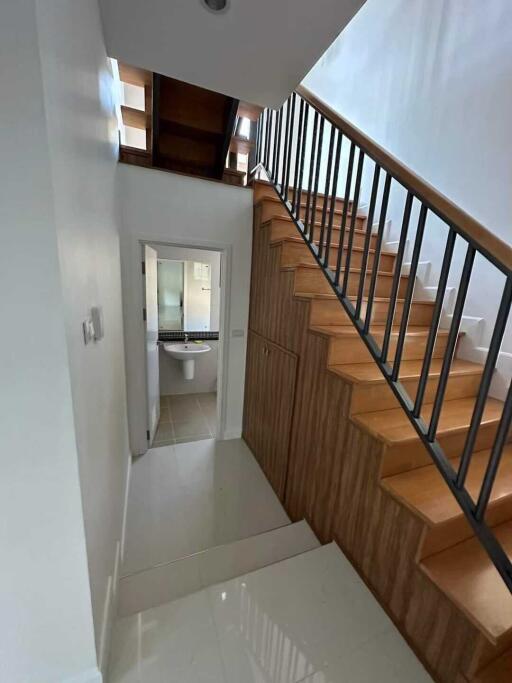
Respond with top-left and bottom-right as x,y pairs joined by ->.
427,244 -> 476,441
323,131 -> 342,269
355,165 -> 381,320
254,115 -> 261,169
413,229 -> 457,417
363,173 -> 392,332
380,192 -> 414,365
457,276 -> 512,488
304,111 -> 319,239
475,380 -> 512,521
389,204 -> 427,378
263,109 -> 271,172
334,142 -> 356,284
274,107 -> 283,185
309,118 -> 325,247
294,103 -> 309,219
270,109 -> 278,180
269,109 -> 277,178
284,94 -> 296,204
318,126 -> 335,260
291,98 -> 305,215
342,150 -> 365,296
279,99 -> 290,195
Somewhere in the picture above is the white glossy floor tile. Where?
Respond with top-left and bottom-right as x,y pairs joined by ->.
122,439 -> 290,576
111,543 -> 432,683
208,544 -> 432,683
118,521 -> 319,617
109,591 -> 226,683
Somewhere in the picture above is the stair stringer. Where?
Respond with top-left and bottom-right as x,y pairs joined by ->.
247,192 -> 511,683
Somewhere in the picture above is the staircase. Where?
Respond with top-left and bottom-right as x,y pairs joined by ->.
243,86 -> 512,681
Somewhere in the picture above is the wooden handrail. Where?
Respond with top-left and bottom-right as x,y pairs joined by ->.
296,84 -> 512,272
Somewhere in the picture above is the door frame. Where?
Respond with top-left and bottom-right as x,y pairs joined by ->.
138,236 -> 232,452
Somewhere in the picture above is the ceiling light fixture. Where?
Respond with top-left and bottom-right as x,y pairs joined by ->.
202,0 -> 229,13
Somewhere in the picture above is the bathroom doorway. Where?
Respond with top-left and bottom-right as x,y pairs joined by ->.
142,241 -> 225,447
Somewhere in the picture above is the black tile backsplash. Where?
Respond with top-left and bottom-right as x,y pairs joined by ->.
158,330 -> 219,342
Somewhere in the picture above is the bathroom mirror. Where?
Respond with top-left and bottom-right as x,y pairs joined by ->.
157,258 -> 215,331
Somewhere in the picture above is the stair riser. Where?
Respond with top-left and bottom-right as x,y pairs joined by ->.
350,372 -> 483,415
294,266 -> 408,299
420,494 -> 512,561
268,218 -> 378,251
309,298 -> 435,327
279,241 -> 395,272
286,190 -> 350,213
327,330 -> 449,365
382,422 -> 502,477
297,205 -> 366,231
259,198 -> 366,232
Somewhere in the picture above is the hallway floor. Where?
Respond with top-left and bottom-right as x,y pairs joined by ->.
122,438 -> 290,576
154,392 -> 217,446
110,543 -> 432,683
112,438 -> 432,682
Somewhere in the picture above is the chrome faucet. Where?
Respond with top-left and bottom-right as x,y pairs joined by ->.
184,333 -> 189,343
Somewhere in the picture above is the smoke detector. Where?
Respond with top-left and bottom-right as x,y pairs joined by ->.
202,0 -> 229,13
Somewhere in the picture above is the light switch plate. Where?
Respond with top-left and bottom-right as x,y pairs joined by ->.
231,329 -> 245,338
91,306 -> 104,340
83,319 -> 95,345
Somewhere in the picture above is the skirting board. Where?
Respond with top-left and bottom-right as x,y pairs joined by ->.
98,540 -> 121,677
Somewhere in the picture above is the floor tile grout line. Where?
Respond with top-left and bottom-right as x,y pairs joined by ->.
195,394 -> 215,437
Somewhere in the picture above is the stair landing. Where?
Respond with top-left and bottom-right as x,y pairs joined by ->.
109,543 -> 433,683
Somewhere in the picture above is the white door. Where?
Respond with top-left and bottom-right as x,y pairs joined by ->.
144,245 -> 160,445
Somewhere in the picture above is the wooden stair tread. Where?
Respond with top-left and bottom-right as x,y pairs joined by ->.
310,324 -> 444,339
352,397 -> 504,446
262,213 -> 367,232
420,519 -> 512,644
288,262 -> 407,278
274,234 -> 395,256
330,358 -> 482,385
294,291 -> 434,305
258,195 -> 366,219
382,445 -> 512,527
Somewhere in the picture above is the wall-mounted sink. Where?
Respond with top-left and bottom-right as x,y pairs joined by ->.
163,342 -> 211,380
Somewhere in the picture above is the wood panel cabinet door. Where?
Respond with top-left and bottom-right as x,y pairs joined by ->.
243,331 -> 297,501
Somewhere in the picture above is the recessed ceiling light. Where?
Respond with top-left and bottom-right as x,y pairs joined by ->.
202,0 -> 229,13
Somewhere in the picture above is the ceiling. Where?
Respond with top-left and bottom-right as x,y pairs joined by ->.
99,0 -> 366,109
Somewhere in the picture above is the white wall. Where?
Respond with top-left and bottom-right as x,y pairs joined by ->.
0,1 -> 99,681
303,0 -> 512,395
160,341 -> 219,396
35,0 -> 130,672
119,165 -> 252,452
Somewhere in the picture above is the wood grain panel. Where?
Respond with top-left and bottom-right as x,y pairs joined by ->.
242,331 -> 297,500
285,331 -> 351,541
243,186 -> 510,683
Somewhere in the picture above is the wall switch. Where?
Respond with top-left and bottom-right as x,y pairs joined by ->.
91,306 -> 104,341
83,319 -> 95,345
231,329 -> 245,338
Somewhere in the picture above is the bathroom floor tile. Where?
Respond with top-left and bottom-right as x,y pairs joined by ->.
153,422 -> 174,445
173,416 -> 211,440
